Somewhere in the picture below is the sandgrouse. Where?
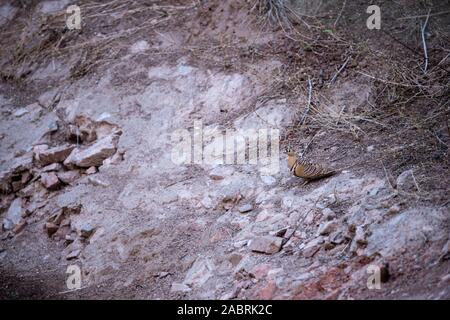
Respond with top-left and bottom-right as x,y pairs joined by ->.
287,149 -> 335,184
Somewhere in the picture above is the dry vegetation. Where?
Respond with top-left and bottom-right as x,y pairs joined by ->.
257,0 -> 449,204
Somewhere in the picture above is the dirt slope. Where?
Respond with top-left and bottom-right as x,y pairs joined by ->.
0,0 -> 449,299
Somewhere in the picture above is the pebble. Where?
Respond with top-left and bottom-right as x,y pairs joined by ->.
238,204 -> 253,213
260,175 -> 276,186
80,224 -> 95,238
86,166 -> 97,175
318,221 -> 338,236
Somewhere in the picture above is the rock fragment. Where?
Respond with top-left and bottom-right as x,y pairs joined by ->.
318,221 -> 338,236
40,172 -> 61,190
64,134 -> 119,168
36,145 -> 75,166
238,204 -> 253,213
2,198 -> 23,230
57,170 -> 80,185
249,236 -> 283,254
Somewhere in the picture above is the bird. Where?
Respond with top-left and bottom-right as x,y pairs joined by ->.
287,148 -> 336,185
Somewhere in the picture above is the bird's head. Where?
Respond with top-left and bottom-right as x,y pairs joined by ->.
286,147 -> 296,157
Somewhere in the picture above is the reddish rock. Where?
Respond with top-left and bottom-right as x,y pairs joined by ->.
40,172 -> 60,190
249,236 -> 283,254
37,145 -> 75,166
249,264 -> 271,279
256,280 -> 277,300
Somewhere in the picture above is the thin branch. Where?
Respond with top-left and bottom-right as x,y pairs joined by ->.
329,56 -> 350,85
333,0 -> 346,28
397,10 -> 450,20
421,9 -> 431,73
300,76 -> 313,125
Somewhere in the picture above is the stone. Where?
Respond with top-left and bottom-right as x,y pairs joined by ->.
17,183 -> 33,198
183,257 -> 214,287
48,121 -> 59,133
64,134 -> 119,168
66,249 -> 81,260
44,222 -> 59,237
171,282 -> 191,293
32,144 -> 49,158
304,210 -> 316,225
3,198 -> 23,230
41,163 -> 63,172
24,200 -> 46,217
322,208 -> 336,221
37,145 -> 75,166
86,166 -> 97,175
302,237 -> 324,258
329,231 -> 345,245
102,152 -> 123,166
13,107 -> 28,117
80,224 -> 95,238
227,253 -> 243,267
354,226 -> 367,245
249,236 -> 283,254
0,171 -> 12,193
249,263 -> 271,279
238,204 -> 253,213
40,172 -> 60,190
57,170 -> 80,185
318,221 -> 338,236
10,155 -> 34,173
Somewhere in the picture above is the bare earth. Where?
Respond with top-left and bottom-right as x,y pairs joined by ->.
0,0 -> 449,299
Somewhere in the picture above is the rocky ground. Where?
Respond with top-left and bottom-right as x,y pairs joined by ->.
0,0 -> 449,299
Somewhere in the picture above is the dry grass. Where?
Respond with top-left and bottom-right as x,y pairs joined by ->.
0,0 -> 194,81
255,1 -> 450,202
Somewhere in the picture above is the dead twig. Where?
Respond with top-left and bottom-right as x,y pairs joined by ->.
329,56 -> 350,85
420,9 -> 431,73
333,0 -> 346,28
300,76 -> 313,125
